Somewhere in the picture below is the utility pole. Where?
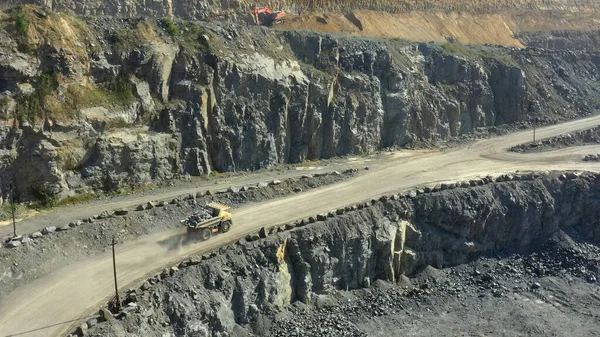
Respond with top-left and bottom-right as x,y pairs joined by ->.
533,118 -> 537,143
112,237 -> 121,311
10,184 -> 16,238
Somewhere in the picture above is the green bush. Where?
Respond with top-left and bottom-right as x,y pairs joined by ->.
441,42 -> 477,57
55,193 -> 97,207
11,8 -> 29,36
164,18 -> 180,36
107,76 -> 135,105
0,97 -> 11,120
15,72 -> 59,122
479,49 -> 517,66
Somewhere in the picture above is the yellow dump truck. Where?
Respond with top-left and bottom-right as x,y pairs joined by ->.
181,202 -> 233,241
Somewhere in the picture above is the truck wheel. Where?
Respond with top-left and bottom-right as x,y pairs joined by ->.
220,221 -> 231,233
201,228 -> 212,241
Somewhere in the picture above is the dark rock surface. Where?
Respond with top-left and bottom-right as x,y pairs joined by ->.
1,12 -> 600,202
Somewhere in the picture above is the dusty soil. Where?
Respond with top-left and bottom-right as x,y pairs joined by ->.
280,11 -> 525,47
0,156 -> 367,239
266,231 -> 600,337
278,9 -> 600,47
1,115 -> 600,337
0,172 -> 353,301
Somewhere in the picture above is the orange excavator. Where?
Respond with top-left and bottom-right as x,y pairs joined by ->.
253,7 -> 286,26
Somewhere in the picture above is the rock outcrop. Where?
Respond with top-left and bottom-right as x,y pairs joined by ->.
6,0 -> 600,21
1,9 -> 600,201
85,172 -> 600,336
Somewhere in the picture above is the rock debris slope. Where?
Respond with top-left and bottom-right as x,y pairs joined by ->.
85,172 -> 600,336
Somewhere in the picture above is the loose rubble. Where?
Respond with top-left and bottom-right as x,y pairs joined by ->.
81,171 -> 600,337
510,125 -> 600,153
583,154 -> 600,162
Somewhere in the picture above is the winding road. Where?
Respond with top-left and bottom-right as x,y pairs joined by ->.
1,115 -> 600,337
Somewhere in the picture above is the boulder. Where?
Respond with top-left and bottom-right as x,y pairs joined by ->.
114,209 -> 129,216
31,231 -> 43,239
6,240 -> 21,248
99,308 -> 113,322
317,214 -> 328,221
259,227 -> 268,238
228,186 -> 240,193
42,226 -> 57,235
146,201 -> 156,209
86,317 -> 98,328
246,233 -> 260,241
136,204 -> 146,211
21,237 -> 33,244
76,323 -> 88,336
141,281 -> 151,291
57,225 -> 70,231
257,182 -> 268,188
98,210 -> 112,219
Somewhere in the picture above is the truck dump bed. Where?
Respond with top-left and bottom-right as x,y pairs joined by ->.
181,202 -> 231,229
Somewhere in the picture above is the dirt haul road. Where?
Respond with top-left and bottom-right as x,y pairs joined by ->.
1,115 -> 600,337
0,164 -> 362,239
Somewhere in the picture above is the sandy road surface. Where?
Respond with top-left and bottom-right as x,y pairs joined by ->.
1,116 -> 600,337
0,163 -> 370,239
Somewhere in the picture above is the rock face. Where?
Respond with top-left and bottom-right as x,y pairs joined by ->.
8,0 -> 600,21
519,30 -> 600,52
86,172 -> 600,336
1,12 -> 600,200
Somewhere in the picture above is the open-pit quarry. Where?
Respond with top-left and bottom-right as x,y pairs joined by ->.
0,0 -> 600,336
